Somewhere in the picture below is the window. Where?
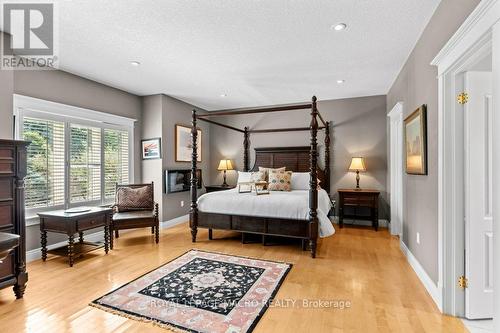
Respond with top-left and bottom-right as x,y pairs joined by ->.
16,95 -> 134,213
23,117 -> 65,209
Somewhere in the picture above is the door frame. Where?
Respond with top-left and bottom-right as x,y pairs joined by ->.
431,0 -> 500,318
388,102 -> 404,237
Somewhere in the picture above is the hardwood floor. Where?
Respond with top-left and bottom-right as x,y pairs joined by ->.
0,222 -> 465,333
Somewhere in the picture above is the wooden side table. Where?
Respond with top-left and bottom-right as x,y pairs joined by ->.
38,207 -> 112,267
338,189 -> 380,231
205,185 -> 236,193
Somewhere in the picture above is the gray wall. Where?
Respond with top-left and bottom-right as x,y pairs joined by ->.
141,94 -> 210,222
209,95 -> 388,218
8,68 -> 142,252
386,0 -> 481,283
0,33 -> 14,139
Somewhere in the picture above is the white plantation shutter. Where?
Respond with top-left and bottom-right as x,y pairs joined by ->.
23,117 -> 65,208
69,124 -> 102,203
17,96 -> 133,212
104,129 -> 129,199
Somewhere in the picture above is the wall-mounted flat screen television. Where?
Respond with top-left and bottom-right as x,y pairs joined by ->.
166,169 -> 202,194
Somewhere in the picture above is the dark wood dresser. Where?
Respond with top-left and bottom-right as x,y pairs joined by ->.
0,139 -> 29,298
338,189 -> 380,231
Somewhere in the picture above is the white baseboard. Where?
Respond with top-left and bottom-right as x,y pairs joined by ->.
399,239 -> 442,311
26,215 -> 190,263
160,214 -> 189,229
330,217 -> 389,228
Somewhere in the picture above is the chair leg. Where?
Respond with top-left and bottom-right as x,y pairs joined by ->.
110,226 -> 114,250
155,222 -> 160,243
115,230 -> 119,238
151,226 -> 155,234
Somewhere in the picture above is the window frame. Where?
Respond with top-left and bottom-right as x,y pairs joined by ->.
14,95 -> 136,222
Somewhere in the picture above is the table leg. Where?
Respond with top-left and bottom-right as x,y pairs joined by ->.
41,230 -> 47,261
339,206 -> 344,228
208,229 -> 213,240
79,231 -> 84,244
68,235 -> 75,267
104,224 -> 109,254
374,208 -> 379,231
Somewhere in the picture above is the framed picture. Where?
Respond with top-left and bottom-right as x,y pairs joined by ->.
141,138 -> 161,160
404,105 -> 427,175
175,124 -> 202,162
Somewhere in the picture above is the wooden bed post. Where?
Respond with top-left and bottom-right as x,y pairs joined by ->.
243,126 -> 250,171
309,96 -> 319,258
190,109 -> 198,242
324,121 -> 331,193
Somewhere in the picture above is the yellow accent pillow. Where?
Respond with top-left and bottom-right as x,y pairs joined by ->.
268,170 -> 292,191
259,166 -> 285,181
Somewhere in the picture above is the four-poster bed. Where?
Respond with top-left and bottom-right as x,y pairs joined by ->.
189,96 -> 331,258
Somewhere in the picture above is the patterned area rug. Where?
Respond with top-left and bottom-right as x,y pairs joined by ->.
91,250 -> 292,333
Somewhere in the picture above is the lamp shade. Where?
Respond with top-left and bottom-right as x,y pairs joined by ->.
217,159 -> 234,171
348,157 -> 366,172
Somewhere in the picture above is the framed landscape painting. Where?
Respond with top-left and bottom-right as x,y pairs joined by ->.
141,138 -> 161,160
404,105 -> 427,175
175,124 -> 202,162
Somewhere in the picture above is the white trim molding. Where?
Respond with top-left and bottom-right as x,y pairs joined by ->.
400,240 -> 442,311
387,102 -> 404,237
431,0 -> 500,318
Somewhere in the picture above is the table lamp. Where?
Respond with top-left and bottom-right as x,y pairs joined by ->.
348,157 -> 366,190
217,159 -> 234,187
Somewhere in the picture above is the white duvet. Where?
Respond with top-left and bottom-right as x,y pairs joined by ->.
197,188 -> 335,238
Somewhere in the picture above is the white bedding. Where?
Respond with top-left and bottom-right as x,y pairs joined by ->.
197,188 -> 335,238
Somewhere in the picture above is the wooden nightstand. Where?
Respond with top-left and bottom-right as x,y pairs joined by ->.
338,189 -> 380,231
205,185 -> 236,193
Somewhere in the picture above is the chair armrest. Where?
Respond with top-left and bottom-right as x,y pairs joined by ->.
154,202 -> 159,219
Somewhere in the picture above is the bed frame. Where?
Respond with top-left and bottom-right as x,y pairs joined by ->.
189,96 -> 331,258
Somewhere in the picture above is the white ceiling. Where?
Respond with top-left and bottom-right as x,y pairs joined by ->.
51,0 -> 440,110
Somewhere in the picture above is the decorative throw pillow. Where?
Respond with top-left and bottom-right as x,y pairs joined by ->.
268,170 -> 292,191
259,166 -> 286,180
115,185 -> 154,212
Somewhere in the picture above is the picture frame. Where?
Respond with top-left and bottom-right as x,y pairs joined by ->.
141,137 -> 161,160
404,105 -> 427,175
175,124 -> 202,162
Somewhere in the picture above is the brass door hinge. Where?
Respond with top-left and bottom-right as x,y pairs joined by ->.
457,92 -> 469,105
458,275 -> 468,289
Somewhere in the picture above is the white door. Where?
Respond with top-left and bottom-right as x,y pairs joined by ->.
464,71 -> 493,319
388,103 -> 403,237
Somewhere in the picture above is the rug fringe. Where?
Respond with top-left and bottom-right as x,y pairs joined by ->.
89,302 -> 190,333
190,248 -> 293,266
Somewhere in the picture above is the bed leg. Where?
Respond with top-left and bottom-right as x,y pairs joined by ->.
208,229 -> 213,240
302,239 -> 307,251
309,239 -> 317,258
191,227 -> 197,242
262,235 -> 266,246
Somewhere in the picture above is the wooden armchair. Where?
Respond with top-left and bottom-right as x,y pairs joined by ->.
110,183 -> 159,249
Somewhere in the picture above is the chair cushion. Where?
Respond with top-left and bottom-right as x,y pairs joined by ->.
115,185 -> 153,212
113,210 -> 155,222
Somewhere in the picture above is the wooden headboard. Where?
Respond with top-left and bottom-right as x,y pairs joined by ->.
250,146 -> 330,193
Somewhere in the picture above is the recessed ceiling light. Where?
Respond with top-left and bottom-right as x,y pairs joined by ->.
130,61 -> 141,66
220,94 -> 227,98
332,23 -> 347,31
337,79 -> 345,84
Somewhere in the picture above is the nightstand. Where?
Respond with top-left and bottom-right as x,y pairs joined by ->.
338,189 -> 380,231
205,185 -> 236,193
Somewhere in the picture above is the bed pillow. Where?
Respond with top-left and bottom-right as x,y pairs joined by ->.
291,172 -> 323,190
259,166 -> 286,180
268,170 -> 292,191
237,171 -> 266,183
291,172 -> 310,190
